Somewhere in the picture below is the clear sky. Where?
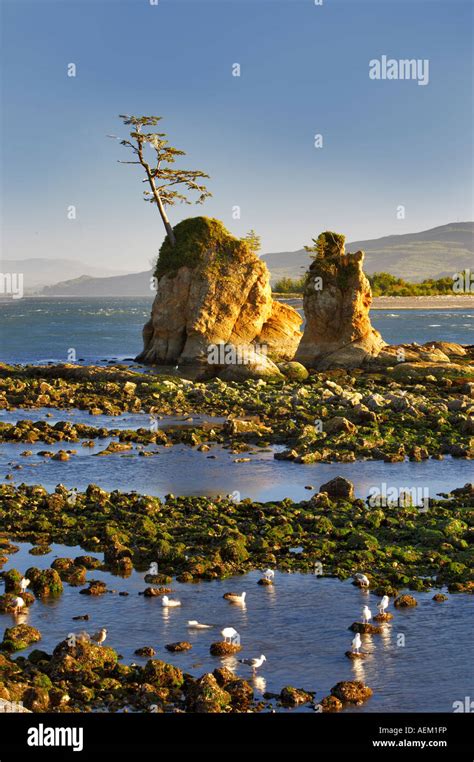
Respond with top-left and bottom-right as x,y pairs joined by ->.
1,0 -> 472,271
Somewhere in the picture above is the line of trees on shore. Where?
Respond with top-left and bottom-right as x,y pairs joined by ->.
273,272 -> 459,296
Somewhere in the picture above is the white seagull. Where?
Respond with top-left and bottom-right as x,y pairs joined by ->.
377,595 -> 390,615
90,627 -> 108,646
161,595 -> 181,608
187,620 -> 212,629
262,569 -> 274,581
20,577 -> 30,593
362,605 -> 372,624
221,627 -> 239,644
12,596 -> 26,614
223,592 -> 246,604
351,633 -> 362,654
354,573 -> 370,588
239,654 -> 266,672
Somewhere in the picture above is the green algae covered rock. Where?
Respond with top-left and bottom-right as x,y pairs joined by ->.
277,361 -> 309,381
394,594 -> 418,608
280,685 -> 313,706
227,678 -> 254,709
330,680 -> 372,705
48,638 -> 118,680
154,217 -> 245,280
142,659 -> 184,689
0,592 -> 34,613
185,672 -> 231,713
1,624 -> 41,652
25,567 -> 63,597
3,569 -> 22,594
319,694 -> 343,712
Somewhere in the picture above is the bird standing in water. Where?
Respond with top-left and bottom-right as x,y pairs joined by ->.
12,596 -> 26,615
362,605 -> 372,624
221,627 -> 239,644
354,573 -> 370,589
351,633 -> 362,654
239,654 -> 266,673
377,595 -> 390,615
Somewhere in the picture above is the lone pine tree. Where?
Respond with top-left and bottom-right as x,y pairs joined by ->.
110,115 -> 211,247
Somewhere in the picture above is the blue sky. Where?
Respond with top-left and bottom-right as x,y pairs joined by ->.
1,0 -> 472,271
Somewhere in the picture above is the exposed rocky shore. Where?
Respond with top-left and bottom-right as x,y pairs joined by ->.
1,481 -> 472,592
0,633 -> 371,713
1,349 -> 472,462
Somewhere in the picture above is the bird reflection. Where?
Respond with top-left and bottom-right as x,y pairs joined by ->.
252,675 -> 267,695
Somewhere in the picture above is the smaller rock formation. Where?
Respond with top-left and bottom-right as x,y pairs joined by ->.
394,594 -> 418,608
296,231 -> 385,368
25,567 -> 63,597
330,680 -> 373,705
185,673 -> 231,713
279,686 -> 313,706
349,622 -> 383,635
165,641 -> 192,652
1,625 -> 42,652
319,476 -> 354,500
210,641 -> 241,656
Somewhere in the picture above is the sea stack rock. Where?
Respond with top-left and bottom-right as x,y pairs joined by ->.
296,231 -> 385,369
136,217 -> 302,372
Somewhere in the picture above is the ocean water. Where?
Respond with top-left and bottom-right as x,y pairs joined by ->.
1,543 -> 472,713
0,297 -> 472,365
1,435 -> 472,503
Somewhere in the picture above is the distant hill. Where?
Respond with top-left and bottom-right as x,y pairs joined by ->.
37,222 -> 473,296
1,258 -> 127,292
40,270 -> 154,297
262,222 -> 474,284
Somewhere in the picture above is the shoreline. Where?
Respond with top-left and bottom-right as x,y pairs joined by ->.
274,294 -> 474,310
372,295 -> 474,310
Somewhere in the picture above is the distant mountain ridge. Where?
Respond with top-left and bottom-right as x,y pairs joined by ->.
262,222 -> 474,284
1,258 -> 127,292
36,222 -> 473,296
41,270 -> 153,297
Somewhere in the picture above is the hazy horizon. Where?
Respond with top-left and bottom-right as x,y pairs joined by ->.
3,219 -> 473,274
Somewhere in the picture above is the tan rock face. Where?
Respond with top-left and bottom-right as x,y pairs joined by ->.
136,217 -> 302,368
296,232 -> 385,369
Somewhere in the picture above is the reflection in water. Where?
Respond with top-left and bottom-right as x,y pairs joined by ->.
380,624 -> 392,650
0,542 -> 472,713
352,656 -> 366,682
253,675 -> 267,696
1,439 -> 473,504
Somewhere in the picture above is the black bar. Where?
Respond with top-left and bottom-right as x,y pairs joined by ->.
0,712 -> 472,757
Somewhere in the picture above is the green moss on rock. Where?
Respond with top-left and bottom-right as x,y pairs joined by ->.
154,217 -> 249,280
1,624 -> 41,652
25,567 -> 63,597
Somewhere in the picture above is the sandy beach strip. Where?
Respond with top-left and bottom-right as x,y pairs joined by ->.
371,295 -> 474,310
275,295 -> 474,310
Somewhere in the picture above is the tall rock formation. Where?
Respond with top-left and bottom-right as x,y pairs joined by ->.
296,231 -> 385,369
136,217 -> 302,369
